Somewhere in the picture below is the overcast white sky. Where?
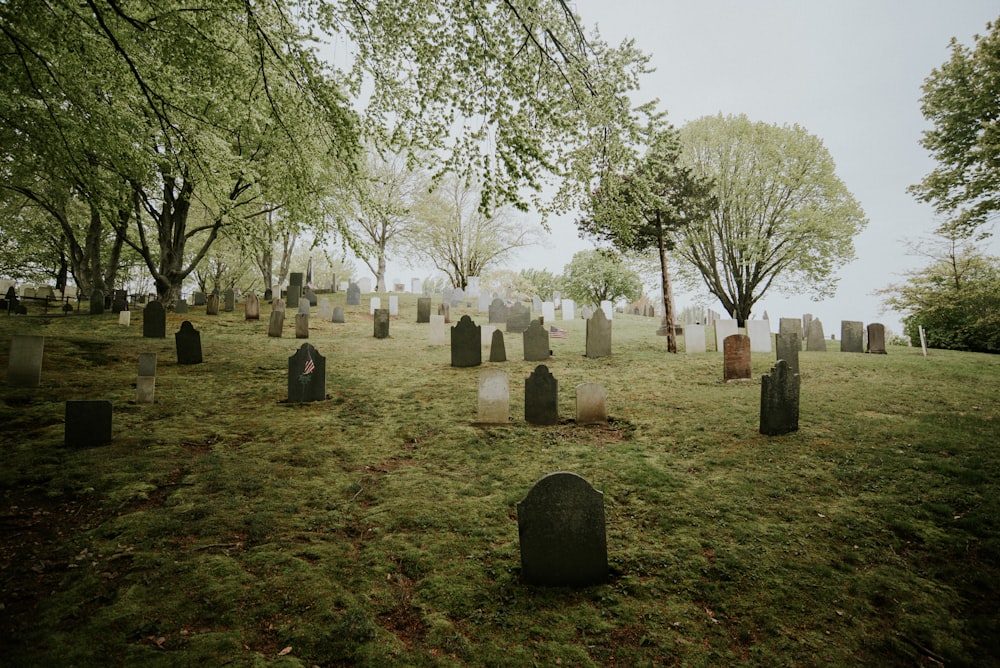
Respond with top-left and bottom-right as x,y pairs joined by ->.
377,1 -> 999,334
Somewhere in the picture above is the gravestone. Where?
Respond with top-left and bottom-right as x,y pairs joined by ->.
358,277 -> 373,294
331,306 -> 345,324
506,302 -> 530,333
600,300 -> 613,320
118,311 -> 131,326
517,472 -> 608,587
806,319 -> 827,352
89,289 -> 105,315
489,298 -> 507,324
451,315 -> 482,367
840,320 -> 864,353
112,290 -> 128,314
477,369 -> 510,424
304,287 -> 318,306
7,335 -> 44,387
175,321 -> 203,364
759,359 -> 800,436
346,283 -> 361,306
287,272 -> 303,308
489,329 -> 507,362
685,324 -> 707,354
205,294 -> 220,315
867,323 -> 887,354
576,383 -> 608,425
373,308 -> 390,339
369,297 -> 381,315
542,301 -> 555,323
272,297 -> 285,313
561,299 -> 575,321
481,324 -> 496,347
411,278 -> 422,294
136,352 -> 156,404
437,302 -> 450,323
479,290 -> 491,313
143,301 -> 166,338
137,351 -> 157,377
531,295 -> 543,313
525,364 -> 558,425
223,289 -> 235,312
264,288 -> 273,301
297,300 -> 310,316
802,314 -> 813,343
295,312 -> 309,338
451,287 -> 464,307
287,343 -> 325,403
714,319 -> 739,352
245,293 -> 260,320
442,287 -> 454,306
775,332 -> 800,376
429,314 -> 447,345
523,320 -> 550,361
388,295 -> 399,316
747,320 -> 772,353
65,400 -> 113,447
723,334 -> 752,381
175,298 -> 189,314
417,297 -> 431,323
193,291 -> 206,306
267,310 -> 284,337
586,308 -> 612,359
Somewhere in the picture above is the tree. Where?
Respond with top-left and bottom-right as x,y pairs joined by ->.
910,18 -> 1000,238
677,114 -> 867,326
560,249 -> 643,306
519,269 -> 561,301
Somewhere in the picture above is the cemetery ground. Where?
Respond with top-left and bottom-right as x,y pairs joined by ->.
1,296 -> 998,667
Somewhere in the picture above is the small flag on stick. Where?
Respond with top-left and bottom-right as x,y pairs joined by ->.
303,354 -> 315,375
550,326 -> 567,339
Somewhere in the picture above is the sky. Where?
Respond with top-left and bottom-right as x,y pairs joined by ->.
374,1 -> 999,334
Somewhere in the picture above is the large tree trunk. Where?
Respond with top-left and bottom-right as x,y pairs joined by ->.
655,229 -> 678,353
376,253 -> 387,292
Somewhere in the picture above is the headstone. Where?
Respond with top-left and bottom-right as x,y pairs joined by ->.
112,290 -> 128,314
346,283 -> 361,306
297,300 -> 310,316
685,324 -> 707,354
223,289 -> 235,312
267,310 -> 284,337
840,321 -> 864,353
451,287 -> 464,307
89,289 -> 105,315
747,320 -> 772,353
142,301 -> 166,338
205,294 -> 220,315
288,343 -> 325,403
600,300 -> 613,320
759,359 -> 800,436
437,302 -> 451,323
411,278 -> 422,294
532,295 -> 543,313
388,295 -> 399,316
442,287 -> 454,306
553,291 -> 561,306
489,298 -> 507,324
373,308 -> 390,339
118,311 -> 131,326
369,297 -> 382,315
525,364 -> 558,425
802,314 -> 813,343
806,319 -> 827,352
263,288 -> 273,301
137,351 -> 157,377
304,287 -> 318,306
136,353 -> 156,404
576,383 -> 608,425
580,305 -> 594,321
65,400 -> 112,447
175,321 -> 203,364
479,290 -> 491,313
481,324 -> 496,347
523,320 -> 551,361
714,319 -> 739,352
357,277 -> 372,294
867,323 -> 887,354
272,297 -> 285,313
585,308 -> 612,359
477,369 -> 510,424
331,306 -> 345,324
489,329 -> 507,362
175,298 -> 189,314
288,272 -> 303,308
561,299 -> 575,321
450,315 -> 482,367
316,298 -> 332,320
517,472 -> 608,587
506,302 -> 530,333
775,331 -> 800,376
542,301 -> 555,323
723,334 -> 752,381
244,293 -> 260,320
417,297 -> 431,323
295,312 -> 309,338
193,291 -> 206,306
429,314 -> 447,345
7,335 -> 44,387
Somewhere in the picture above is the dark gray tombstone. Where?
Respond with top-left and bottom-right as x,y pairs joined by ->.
175,321 -> 202,364
137,352 -> 157,377
263,288 -> 273,301
867,323 -> 887,354
288,272 -> 303,308
136,352 -> 156,404
205,294 -> 220,315
450,315 -> 482,367
332,306 -> 345,323
304,287 -> 318,306
267,310 -> 284,337
723,334 -> 752,381
523,319 -> 550,361
779,317 -> 803,345
806,319 -> 827,352
65,400 -> 113,447
840,320 -> 864,353
489,328 -> 507,362
142,301 -> 166,338
506,302 -> 530,334
193,291 -> 206,306
525,364 -> 558,425
175,298 -> 189,314
759,359 -> 800,436
288,343 -> 325,403
585,308 -> 612,359
346,282 -> 361,306
245,293 -> 260,320
295,312 -> 309,339
89,289 -> 105,315
775,332 -> 800,376
112,289 -> 128,314
223,289 -> 235,312
489,298 -> 507,324
297,300 -> 310,315
374,308 -> 390,339
7,335 -> 44,387
416,297 -> 431,323
517,472 -> 608,587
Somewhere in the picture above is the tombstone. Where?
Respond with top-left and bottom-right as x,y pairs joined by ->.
723,334 -> 752,381
806,319 -> 827,352
288,343 -> 326,403
576,383 -> 608,425
479,290 -> 491,313
263,288 -> 273,301
112,289 -> 128,314
442,287 -> 454,306
840,321 -> 864,353
684,324 -> 707,354
314,298 -> 331,320
477,369 -> 510,424
481,324 -> 496,347
867,323 -> 887,354
532,295 -> 543,313
585,308 -> 612,359
193,291 -> 206,306
451,315 -> 482,367
388,295 -> 399,317
266,311 -> 284,339
357,277 -> 372,294
297,300 -> 310,316
118,311 -> 131,326
331,306 -> 345,324
489,298 -> 508,324
417,297 -> 432,323
244,293 -> 260,320
373,308 -> 390,339
287,272 -> 303,308
205,294 -> 220,315
525,364 -> 558,425
223,289 -> 235,312
759,359 -> 800,436
411,278 -> 422,295
542,301 -> 555,324
272,297 -> 285,313
519,319 -> 548,362
137,351 -> 157,377
451,287 -> 464,307
561,299 -> 575,321
7,335 -> 44,387
580,305 -> 594,321
429,314 -> 447,346
437,302 -> 451,323
714,319 -> 739,352
175,298 -> 189,314
517,472 -> 608,587
600,300 -> 613,320
489,329 -> 507,362
802,314 -> 813,344
136,353 -> 156,404
142,301 -> 166,338
775,332 -> 800,376
747,320 -> 772,353
175,321 -> 203,364
553,291 -> 562,307
346,282 -> 361,306
65,400 -> 113,447
89,289 -> 105,315
295,312 -> 309,338
506,302 -> 530,333
304,287 -> 318,307
369,297 -> 381,315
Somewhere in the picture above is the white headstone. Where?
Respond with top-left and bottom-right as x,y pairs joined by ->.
542,301 -> 555,323
411,278 -> 422,294
118,311 -> 130,326
714,319 -> 739,351
467,276 -> 480,294
479,290 -> 491,312
388,295 -> 399,316
369,297 -> 381,314
600,300 -> 613,320
429,314 -> 446,345
562,299 -> 575,321
481,324 -> 496,346
747,320 -> 772,353
477,369 -> 509,424
358,277 -> 372,294
685,324 -> 707,353
317,298 -> 333,320
575,382 -> 608,425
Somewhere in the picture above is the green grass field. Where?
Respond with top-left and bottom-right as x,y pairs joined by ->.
1,294 -> 997,666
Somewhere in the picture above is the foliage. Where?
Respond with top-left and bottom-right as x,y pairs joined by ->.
560,249 -> 642,305
910,17 -> 1000,238
677,114 -> 867,325
519,268 -> 561,300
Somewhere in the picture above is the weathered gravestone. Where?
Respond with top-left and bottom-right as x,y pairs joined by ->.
840,320 -> 864,353
437,303 -> 451,323
481,324 -> 496,347
517,472 -> 608,587
723,334 -> 752,381
118,311 -> 131,326
867,323 -> 887,354
175,321 -> 202,364
525,364 -> 558,425
288,343 -> 325,403
506,302 -> 530,334
295,312 -> 309,339
268,310 -> 284,338
585,308 -> 612,359
136,352 -> 156,404
523,320 -> 550,362
416,297 -> 431,323
357,277 -> 372,294
802,314 -> 813,343
193,291 -> 206,306
175,298 -> 189,314
806,319 -> 827,352
65,400 -> 113,447
759,359 -> 800,436
89,289 -> 105,315
451,315 -> 482,367
429,314 -> 447,345
489,328 -> 507,362
373,308 -> 390,339
223,289 -> 235,312
272,297 -> 285,313
143,301 -> 166,338
477,369 -> 509,424
747,320 -> 772,353
346,283 -> 361,306
775,332 -> 800,376
561,299 -> 575,321
489,298 -> 507,324
245,293 -> 260,320
779,317 -> 801,341
112,290 -> 128,314
7,335 -> 44,387
297,300 -> 310,316
575,382 -> 607,425
685,324 -> 707,354
331,306 -> 345,324
287,272 -> 303,308
600,300 -> 613,320
715,319 -> 739,352
370,297 -> 382,315
388,295 -> 399,316
542,301 -> 555,323
205,294 -> 220,315
304,287 -> 318,307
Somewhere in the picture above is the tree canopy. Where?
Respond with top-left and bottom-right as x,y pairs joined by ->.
560,249 -> 642,306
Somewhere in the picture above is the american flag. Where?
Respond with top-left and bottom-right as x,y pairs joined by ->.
550,326 -> 567,338
303,354 -> 315,375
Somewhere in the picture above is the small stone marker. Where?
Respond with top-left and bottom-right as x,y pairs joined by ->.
867,323 -> 887,354
136,352 -> 156,404
223,288 -> 235,312
7,335 -> 44,387
759,359 -> 800,436
517,472 -> 608,587
205,294 -> 220,315
489,298 -> 507,324
295,312 -> 309,339
747,320 -> 772,353
775,331 -> 800,376
575,383 -> 607,425
542,301 -> 555,323
287,343 -> 325,403
525,364 -> 558,425
840,320 -> 864,353
429,314 -> 446,345
193,291 -> 206,306
331,306 -> 345,323
244,294 -> 259,320
65,400 -> 113,447
506,302 -> 530,333
118,311 -> 131,326
373,308 -> 390,338
297,300 -> 310,315
89,289 -> 105,315
723,334 -> 752,381
272,297 -> 285,313
317,297 -> 332,320
585,308 -> 612,359
806,319 -> 827,352
176,298 -> 190,314
369,297 -> 381,315
417,297 -> 431,323
451,315 -> 482,367
268,310 -> 284,337
714,319 -> 739,352
562,299 -> 575,321
685,324 -> 707,354
175,321 -> 203,364
477,369 -> 510,424
489,329 -> 507,362
523,320 -> 550,361
346,283 -> 361,306
143,301 -> 166,338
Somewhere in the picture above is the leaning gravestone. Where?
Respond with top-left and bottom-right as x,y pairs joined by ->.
525,364 -> 558,425
506,302 -> 531,334
205,294 -> 220,315
65,400 -> 113,447
759,359 -> 800,436
223,289 -> 235,312
7,335 -> 44,387
840,320 -> 864,353
867,323 -> 888,354
429,314 -> 447,345
685,324 -> 707,354
417,297 -> 432,323
331,306 -> 345,324
576,382 -> 608,425
175,321 -> 203,364
723,334 -> 752,381
288,343 -> 325,403
775,332 -> 800,376
585,308 -> 612,359
373,308 -> 390,339
268,310 -> 284,338
295,312 -> 309,339
136,352 -> 156,404
477,369 -> 509,424
346,283 -> 361,306
517,472 -> 608,587
143,301 -> 166,338
806,319 -> 827,352
451,315 -> 482,367
245,293 -> 260,320
523,320 -> 550,362
489,298 -> 507,324
489,328 -> 507,362
89,289 -> 105,315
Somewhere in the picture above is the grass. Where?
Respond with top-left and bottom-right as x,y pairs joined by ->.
0,294 -> 997,667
